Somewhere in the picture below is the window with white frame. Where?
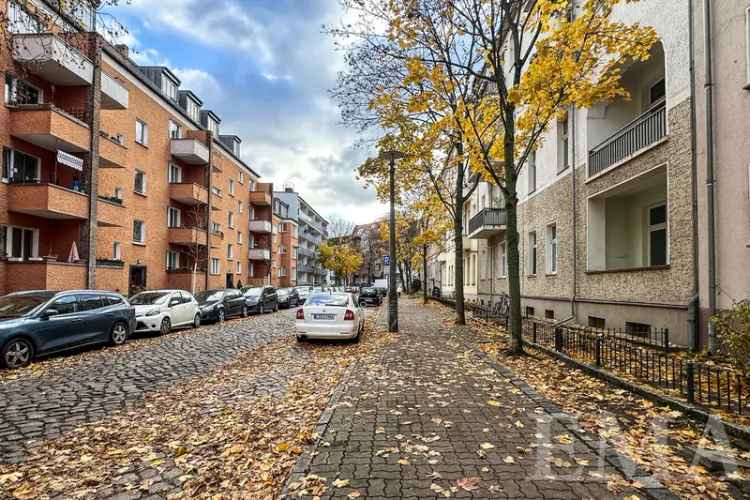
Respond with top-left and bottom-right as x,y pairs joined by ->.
229,179 -> 235,196
186,99 -> 200,122
236,261 -> 242,274
162,77 -> 177,101
168,163 -> 182,183
280,245 -> 287,255
210,257 -> 220,275
166,250 -> 179,271
558,117 -> 569,173
135,120 -> 148,146
0,225 -> 38,259
227,211 -> 234,228
238,201 -> 243,214
2,147 -> 40,183
167,207 -> 181,228
528,231 -> 537,275
112,241 -> 122,260
648,204 -> 668,266
239,172 -> 244,184
4,75 -> 42,105
237,231 -> 243,245
208,118 -> 219,136
546,224 -> 558,274
498,242 -> 507,278
133,220 -> 145,244
134,170 -> 146,194
528,151 -> 537,194
227,244 -> 234,260
211,222 -> 221,233
168,120 -> 181,139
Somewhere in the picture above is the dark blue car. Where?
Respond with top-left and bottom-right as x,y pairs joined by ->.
0,290 -> 136,369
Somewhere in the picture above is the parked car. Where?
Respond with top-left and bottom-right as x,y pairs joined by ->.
295,286 -> 312,304
0,290 -> 135,369
359,287 -> 382,307
130,289 -> 200,335
295,292 -> 364,342
375,287 -> 387,298
195,289 -> 246,322
277,288 -> 299,309
242,286 -> 278,314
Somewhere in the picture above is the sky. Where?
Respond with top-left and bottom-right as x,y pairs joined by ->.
105,0 -> 385,226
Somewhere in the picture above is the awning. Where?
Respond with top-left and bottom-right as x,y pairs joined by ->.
57,150 -> 83,171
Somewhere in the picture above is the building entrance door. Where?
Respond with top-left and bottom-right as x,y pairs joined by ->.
129,266 -> 147,297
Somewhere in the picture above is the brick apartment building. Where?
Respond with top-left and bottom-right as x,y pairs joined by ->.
0,0 -> 274,296
270,196 -> 298,288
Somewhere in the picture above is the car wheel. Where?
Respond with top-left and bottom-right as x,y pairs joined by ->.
241,305 -> 248,318
159,317 -> 171,336
296,335 -> 305,342
2,338 -> 34,369
110,322 -> 129,346
193,313 -> 201,329
218,308 -> 225,322
259,304 -> 264,315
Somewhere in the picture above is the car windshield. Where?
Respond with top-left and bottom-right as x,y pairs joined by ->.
130,292 -> 169,305
0,293 -> 54,317
277,289 -> 289,295
306,293 -> 349,307
361,287 -> 377,295
243,287 -> 263,297
195,291 -> 223,303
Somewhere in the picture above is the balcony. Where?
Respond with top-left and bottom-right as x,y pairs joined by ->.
298,246 -> 315,257
249,248 -> 271,260
249,190 -> 272,206
468,208 -> 507,240
8,183 -> 88,220
167,269 -> 206,292
588,104 -> 666,178
169,183 -> 209,206
249,219 -> 272,233
5,259 -> 87,293
99,132 -> 127,168
101,72 -> 129,110
12,33 -> 94,86
171,138 -> 209,165
168,226 -> 208,247
96,197 -> 125,228
9,104 -> 90,153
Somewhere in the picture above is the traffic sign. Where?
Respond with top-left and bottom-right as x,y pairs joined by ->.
383,255 -> 391,266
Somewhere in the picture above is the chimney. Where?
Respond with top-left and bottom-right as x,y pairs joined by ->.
115,44 -> 130,59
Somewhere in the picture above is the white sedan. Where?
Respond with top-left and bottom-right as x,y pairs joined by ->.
295,292 -> 364,342
130,289 -> 201,335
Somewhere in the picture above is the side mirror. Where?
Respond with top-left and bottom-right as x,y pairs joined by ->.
41,309 -> 60,320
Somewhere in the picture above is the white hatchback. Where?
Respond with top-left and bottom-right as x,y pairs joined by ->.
295,292 -> 364,342
130,290 -> 201,335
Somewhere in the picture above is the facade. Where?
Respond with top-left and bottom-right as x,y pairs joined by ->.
273,188 -> 328,286
350,221 -> 386,285
0,0 -> 273,296
270,197 -> 298,288
430,0 -> 699,347
692,2 -> 750,346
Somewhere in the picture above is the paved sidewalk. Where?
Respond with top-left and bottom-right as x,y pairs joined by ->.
287,300 -> 671,499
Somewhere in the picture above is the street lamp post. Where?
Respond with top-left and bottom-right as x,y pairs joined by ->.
379,149 -> 406,333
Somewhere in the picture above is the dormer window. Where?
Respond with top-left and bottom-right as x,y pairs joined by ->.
162,77 -> 177,102
208,118 -> 219,135
186,99 -> 200,122
233,139 -> 241,157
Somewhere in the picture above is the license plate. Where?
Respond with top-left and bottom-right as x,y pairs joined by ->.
313,313 -> 336,320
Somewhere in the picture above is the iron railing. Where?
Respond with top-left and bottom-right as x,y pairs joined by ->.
588,103 -> 666,178
468,208 -> 507,235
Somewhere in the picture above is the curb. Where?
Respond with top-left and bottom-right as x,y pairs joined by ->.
460,335 -> 678,500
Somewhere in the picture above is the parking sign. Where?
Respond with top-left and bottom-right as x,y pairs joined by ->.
383,255 -> 391,266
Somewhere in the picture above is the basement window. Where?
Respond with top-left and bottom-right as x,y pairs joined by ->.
625,322 -> 651,337
525,306 -> 535,318
588,316 -> 606,329
545,309 -> 555,320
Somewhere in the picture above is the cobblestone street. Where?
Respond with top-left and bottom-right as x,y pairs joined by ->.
0,310 -> 293,462
286,300 -> 671,499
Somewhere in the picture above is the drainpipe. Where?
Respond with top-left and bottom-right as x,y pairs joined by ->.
570,105 -> 577,320
205,133 -> 213,291
702,0 -> 718,353
688,0 -> 701,352
85,34 -> 102,290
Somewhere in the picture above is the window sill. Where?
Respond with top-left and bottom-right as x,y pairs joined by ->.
586,264 -> 670,275
132,241 -> 146,247
545,272 -> 558,277
527,274 -> 537,278
135,141 -> 148,149
133,191 -> 147,198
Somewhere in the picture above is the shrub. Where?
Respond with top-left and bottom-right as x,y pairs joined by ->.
713,300 -> 750,375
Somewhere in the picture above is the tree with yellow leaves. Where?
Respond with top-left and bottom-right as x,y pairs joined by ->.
318,242 -> 364,286
333,0 -> 656,353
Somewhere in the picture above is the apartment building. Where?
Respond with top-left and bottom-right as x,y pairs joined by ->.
273,188 -> 328,286
349,221 -> 386,285
431,0 -> 698,347
270,196 -> 298,288
0,0 -> 273,296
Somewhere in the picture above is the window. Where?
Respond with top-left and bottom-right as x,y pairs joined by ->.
227,212 -> 234,228
166,250 -> 179,271
229,179 -> 235,196
248,180 -> 256,192
558,117 -> 569,172
648,204 -> 668,266
649,79 -> 666,107
167,207 -> 181,228
238,201 -> 243,214
626,322 -> 651,337
528,151 -> 537,195
249,262 -> 255,277
4,75 -> 42,105
114,187 -> 123,201
168,163 -> 182,183
588,316 -> 606,329
545,310 -> 555,320
227,244 -> 234,259
186,99 -> 200,122
546,224 -> 558,274
237,232 -> 243,245
168,120 -> 181,139
3,225 -> 37,259
2,148 -> 40,183
212,222 -> 221,233
162,78 -> 177,101
7,1 -> 43,33
236,261 -> 242,274
239,172 -> 244,184
133,220 -> 145,244
525,306 -> 535,318
528,232 -> 537,275
208,118 -> 219,136
135,120 -> 148,146
50,296 -> 77,315
280,245 -> 287,255
112,241 -> 122,260
134,170 -> 146,194
210,258 -> 220,275
498,242 -> 507,278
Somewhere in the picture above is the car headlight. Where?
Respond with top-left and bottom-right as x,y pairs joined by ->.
146,308 -> 161,317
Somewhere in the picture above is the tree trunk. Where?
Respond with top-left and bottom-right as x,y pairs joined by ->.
422,244 -> 428,304
504,119 -> 524,354
454,143 -> 466,325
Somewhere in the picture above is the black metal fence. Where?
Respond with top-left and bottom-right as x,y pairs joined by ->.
434,297 -> 750,415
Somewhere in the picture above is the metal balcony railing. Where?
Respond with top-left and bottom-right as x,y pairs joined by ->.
588,103 -> 666,178
468,208 -> 507,235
